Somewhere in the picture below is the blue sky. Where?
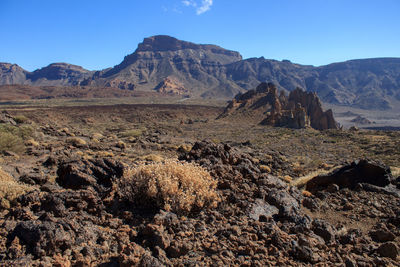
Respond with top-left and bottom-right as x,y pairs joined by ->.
1,0 -> 399,71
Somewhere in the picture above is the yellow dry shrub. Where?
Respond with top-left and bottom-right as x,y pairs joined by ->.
66,137 -> 87,147
121,160 -> 220,213
0,167 -> 34,209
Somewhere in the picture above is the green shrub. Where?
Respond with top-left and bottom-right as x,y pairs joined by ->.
13,115 -> 29,124
0,124 -> 33,153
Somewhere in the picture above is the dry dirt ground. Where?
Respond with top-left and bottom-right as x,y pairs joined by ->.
0,102 -> 399,266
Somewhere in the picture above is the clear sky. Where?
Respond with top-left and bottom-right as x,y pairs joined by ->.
1,0 -> 399,71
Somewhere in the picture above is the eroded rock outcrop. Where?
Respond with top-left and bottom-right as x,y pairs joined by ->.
220,82 -> 339,130
154,77 -> 187,95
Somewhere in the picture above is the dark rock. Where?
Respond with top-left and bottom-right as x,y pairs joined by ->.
326,183 -> 339,193
139,254 -> 164,267
370,229 -> 396,242
344,256 -> 357,267
312,219 -> 336,243
265,188 -> 301,222
306,160 -> 393,192
56,158 -> 125,193
140,224 -> 170,250
302,197 -> 320,211
377,242 -> 399,259
10,221 -> 74,258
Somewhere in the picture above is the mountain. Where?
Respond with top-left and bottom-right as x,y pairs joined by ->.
0,63 -> 28,85
26,63 -> 94,86
83,35 -> 243,97
1,35 -> 399,110
225,57 -> 400,110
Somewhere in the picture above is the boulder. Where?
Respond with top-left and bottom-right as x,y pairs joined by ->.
306,160 -> 393,192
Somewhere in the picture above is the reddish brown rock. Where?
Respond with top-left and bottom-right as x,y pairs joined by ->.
105,79 -> 135,90
154,77 -> 188,95
220,82 -> 338,130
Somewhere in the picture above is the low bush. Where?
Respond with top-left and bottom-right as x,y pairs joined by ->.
0,124 -> 33,153
120,129 -> 143,138
120,160 -> 220,213
13,115 -> 29,124
0,168 -> 34,209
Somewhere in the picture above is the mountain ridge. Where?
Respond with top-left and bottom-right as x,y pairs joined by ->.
1,35 -> 400,110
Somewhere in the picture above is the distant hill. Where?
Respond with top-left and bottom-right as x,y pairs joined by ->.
1,35 -> 400,110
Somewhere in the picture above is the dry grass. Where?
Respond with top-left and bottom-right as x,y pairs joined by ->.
0,124 -> 33,153
140,154 -> 165,162
291,166 -> 340,188
120,160 -> 220,213
66,137 -> 87,147
120,129 -> 143,138
391,166 -> 400,178
0,167 -> 34,209
13,115 -> 29,124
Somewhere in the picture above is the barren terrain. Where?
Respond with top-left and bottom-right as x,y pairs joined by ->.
0,101 -> 399,265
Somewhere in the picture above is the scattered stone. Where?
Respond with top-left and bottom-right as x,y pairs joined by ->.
312,219 -> 336,243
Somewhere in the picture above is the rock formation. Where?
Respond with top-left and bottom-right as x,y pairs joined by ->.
220,82 -> 338,130
351,115 -> 372,125
104,79 -> 135,90
154,77 -> 188,95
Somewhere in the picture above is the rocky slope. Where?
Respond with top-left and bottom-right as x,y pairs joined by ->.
219,82 -> 338,130
1,141 -> 399,265
1,36 -> 400,109
26,63 -> 94,86
0,63 -> 28,85
84,35 -> 244,97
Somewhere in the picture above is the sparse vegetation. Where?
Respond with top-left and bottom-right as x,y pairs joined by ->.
0,124 -> 33,153
0,167 -> 34,209
66,137 -> 87,147
120,129 -> 143,138
13,115 -> 29,124
120,160 -> 220,213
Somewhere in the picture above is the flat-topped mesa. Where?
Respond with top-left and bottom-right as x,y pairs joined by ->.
220,82 -> 339,130
136,35 -> 242,59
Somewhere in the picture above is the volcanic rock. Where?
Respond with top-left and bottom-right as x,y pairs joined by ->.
0,63 -> 27,85
220,82 -> 338,130
105,79 -> 135,90
306,160 -> 393,192
154,77 -> 187,95
351,115 -> 372,125
0,110 -> 17,125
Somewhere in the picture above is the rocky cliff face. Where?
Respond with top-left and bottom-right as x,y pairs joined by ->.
1,36 -> 399,110
91,35 -> 243,97
220,83 -> 338,130
0,63 -> 28,85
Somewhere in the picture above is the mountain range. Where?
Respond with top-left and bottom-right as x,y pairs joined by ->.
1,35 -> 400,110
